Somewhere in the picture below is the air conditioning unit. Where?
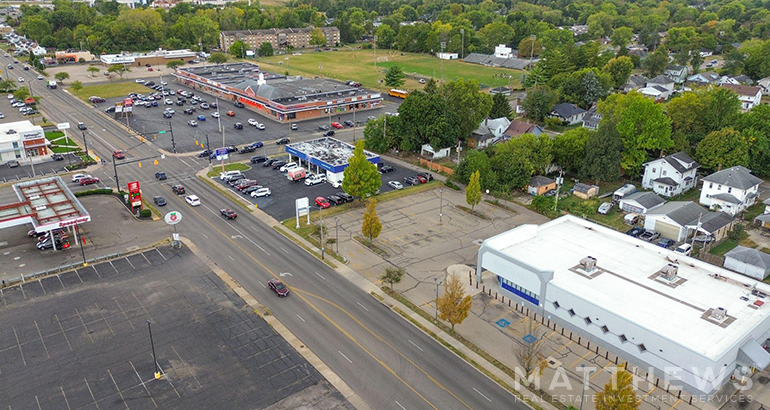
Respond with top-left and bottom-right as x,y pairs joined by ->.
660,264 -> 679,281
711,307 -> 727,321
35,205 -> 46,211
579,256 -> 597,272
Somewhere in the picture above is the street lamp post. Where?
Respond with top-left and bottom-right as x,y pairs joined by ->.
439,188 -> 445,224
147,320 -> 161,380
319,207 -> 325,260
205,134 -> 212,170
460,29 -> 465,60
82,131 -> 89,161
433,277 -> 443,323
112,154 -> 119,192
579,364 -> 593,410
335,217 -> 340,254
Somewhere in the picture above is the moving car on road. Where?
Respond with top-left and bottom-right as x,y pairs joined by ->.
79,176 -> 100,186
77,122 -> 87,130
172,185 -> 186,195
331,122 -> 343,129
226,111 -> 235,116
276,137 -> 290,145
233,122 -> 243,129
113,150 -> 125,159
155,172 -> 167,180
188,120 -> 198,127
185,195 -> 201,207
250,155 -> 267,163
220,209 -> 237,219
153,196 -> 167,206
268,279 -> 289,297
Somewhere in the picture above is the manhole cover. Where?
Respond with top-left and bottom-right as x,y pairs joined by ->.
758,376 -> 770,384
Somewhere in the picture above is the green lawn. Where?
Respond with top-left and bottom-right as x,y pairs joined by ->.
45,131 -> 64,141
256,49 -> 523,91
49,145 -> 79,153
743,202 -> 765,222
69,82 -> 149,101
206,163 -> 251,177
709,239 -> 739,256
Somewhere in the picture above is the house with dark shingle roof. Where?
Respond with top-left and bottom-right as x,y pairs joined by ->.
699,166 -> 763,216
665,64 -> 690,84
619,191 -> 666,214
684,211 -> 736,242
719,84 -> 762,111
548,103 -> 586,125
643,201 -> 709,241
581,105 -> 602,130
527,176 -> 556,196
724,246 -> 770,280
623,74 -> 647,93
642,152 -> 700,197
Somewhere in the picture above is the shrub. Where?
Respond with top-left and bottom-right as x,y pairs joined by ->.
530,195 -> 560,218
140,209 -> 152,218
445,180 -> 461,190
75,188 -> 113,197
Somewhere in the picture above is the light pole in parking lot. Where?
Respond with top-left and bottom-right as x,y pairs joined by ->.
439,187 -> 444,224
433,277 -> 443,323
335,217 -> 340,254
147,320 -> 161,380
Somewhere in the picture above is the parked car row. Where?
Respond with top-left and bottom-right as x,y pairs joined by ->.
403,172 -> 434,186
29,228 -> 69,250
624,226 -> 693,254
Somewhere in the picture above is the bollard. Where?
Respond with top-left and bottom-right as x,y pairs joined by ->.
561,328 -> 565,336
615,356 -> 618,364
655,379 -> 659,387
570,331 -> 573,340
502,296 -> 505,303
547,319 -> 550,327
488,289 -> 491,296
482,285 -> 485,292
678,391 -> 681,399
587,342 -> 590,349
476,282 -> 478,289
495,292 -> 497,299
596,346 -> 599,354
689,397 -> 692,405
578,337 -> 581,345
605,351 -> 608,359
508,300 -> 511,307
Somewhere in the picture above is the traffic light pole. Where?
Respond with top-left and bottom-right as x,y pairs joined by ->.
168,121 -> 176,153
205,134 -> 212,170
82,131 -> 89,160
113,154 -> 164,192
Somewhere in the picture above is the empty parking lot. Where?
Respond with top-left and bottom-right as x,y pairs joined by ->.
0,245 -> 349,409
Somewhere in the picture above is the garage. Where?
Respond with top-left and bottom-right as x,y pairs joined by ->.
653,220 -> 682,241
644,201 -> 709,242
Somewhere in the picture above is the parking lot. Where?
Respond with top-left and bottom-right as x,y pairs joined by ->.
213,159 -> 421,221
0,245 -> 347,409
99,82 -> 400,154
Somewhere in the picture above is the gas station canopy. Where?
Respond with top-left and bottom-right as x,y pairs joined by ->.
0,176 -> 90,233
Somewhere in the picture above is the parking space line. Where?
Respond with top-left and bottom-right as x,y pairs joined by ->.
131,292 -> 155,322
13,327 -> 26,366
154,359 -> 181,398
75,308 -> 95,344
54,314 -> 73,350
92,265 -> 101,279
155,248 -> 167,261
19,284 -> 25,300
491,307 -> 517,323
0,289 -> 5,307
125,257 -> 136,270
142,253 -> 151,265
544,330 -> 558,340
109,260 -> 118,274
553,340 -> 573,355
34,321 -> 50,359
94,303 -> 115,336
171,345 -> 202,388
669,398 -> 682,409
60,386 -> 72,410
38,280 -> 46,295
641,386 -> 656,400
74,270 -> 84,283
108,369 -> 130,410
114,298 -> 135,330
568,351 -> 593,368
590,362 -> 613,380
84,378 -> 101,409
35,396 -> 41,410
129,360 -> 158,408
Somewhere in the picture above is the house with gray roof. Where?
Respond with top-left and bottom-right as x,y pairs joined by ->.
686,71 -> 721,86
581,105 -> 602,130
548,103 -> 586,125
665,64 -> 690,84
684,211 -> 736,242
644,201 -> 709,241
699,166 -> 763,216
618,191 -> 666,214
623,74 -> 647,93
469,117 -> 511,149
724,246 -> 770,280
641,151 -> 699,197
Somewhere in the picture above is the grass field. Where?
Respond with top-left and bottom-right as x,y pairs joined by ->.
69,82 -> 149,101
256,49 -> 523,91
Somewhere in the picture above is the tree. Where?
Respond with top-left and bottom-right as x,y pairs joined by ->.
86,66 -> 100,77
595,369 -> 641,410
513,317 -> 548,386
580,119 -> 623,183
380,266 -> 404,289
518,37 -> 542,58
643,46 -> 668,77
696,128 -> 750,172
581,71 -> 605,108
209,53 -> 228,64
310,28 -> 327,47
703,87 -> 741,133
604,57 -> 634,89
522,85 -> 556,122
70,80 -> 83,93
456,150 -> 492,188
442,79 -> 493,140
437,275 -> 472,331
397,91 -> 458,151
107,64 -> 130,79
522,65 -> 547,88
229,41 -> 247,58
13,86 -> 30,102
553,128 -> 592,174
361,198 -> 382,242
0,78 -> 16,92
258,42 -> 273,57
479,21 -> 514,52
466,171 -> 482,211
690,51 -> 704,74
384,65 -> 405,88
489,93 -> 511,119
611,27 -> 634,54
166,60 -> 184,70
343,140 -> 382,199
54,72 -> 70,84
363,116 -> 401,153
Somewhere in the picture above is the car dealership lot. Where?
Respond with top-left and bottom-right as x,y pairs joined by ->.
100,82 -> 397,154
214,160 -> 416,221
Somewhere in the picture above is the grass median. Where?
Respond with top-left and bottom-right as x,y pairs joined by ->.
205,163 -> 251,178
69,81 -> 150,101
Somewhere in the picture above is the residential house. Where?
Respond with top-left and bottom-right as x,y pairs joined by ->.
30,44 -> 46,56
723,246 -> 770,280
619,191 -> 666,214
699,49 -> 713,58
572,183 -> 599,200
686,71 -> 721,86
665,65 -> 690,84
644,201 -> 709,242
684,211 -> 735,242
468,117 -> 511,149
699,166 -> 763,216
511,98 -> 525,116
733,75 -> 754,85
582,105 -> 602,130
720,84 -> 762,111
502,119 -> 544,140
640,75 -> 675,100
549,103 -> 586,125
527,176 -> 556,196
758,77 -> 770,96
623,74 -> 647,93
647,75 -> 675,91
641,151 -> 700,197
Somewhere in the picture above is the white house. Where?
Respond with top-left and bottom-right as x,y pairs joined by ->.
642,152 -> 699,197
699,166 -> 763,216
30,43 -> 46,56
549,103 -> 586,125
720,84 -> 763,111
494,44 -> 513,59
647,75 -> 675,92
724,246 -> 770,281
618,191 -> 666,214
644,201 -> 708,242
758,77 -> 770,96
639,85 -> 673,100
665,64 -> 690,84
469,117 -> 511,149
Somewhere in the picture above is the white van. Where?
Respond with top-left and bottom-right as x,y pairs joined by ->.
674,243 -> 692,256
624,213 -> 640,225
219,170 -> 243,180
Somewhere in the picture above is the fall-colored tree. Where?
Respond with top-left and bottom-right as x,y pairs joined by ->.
595,369 -> 641,410
361,199 -> 382,242
466,170 -> 482,211
437,275 -> 472,331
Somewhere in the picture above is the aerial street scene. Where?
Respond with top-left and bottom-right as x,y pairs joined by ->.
1,0 -> 770,409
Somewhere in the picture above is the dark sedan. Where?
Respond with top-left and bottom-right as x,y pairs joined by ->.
403,176 -> 420,185
263,159 -> 276,167
380,165 -> 395,173
268,279 -> 289,297
625,227 -> 645,237
250,155 -> 267,163
220,208 -> 237,219
153,196 -> 167,206
336,192 -> 354,202
276,138 -> 290,145
271,160 -> 287,169
327,195 -> 343,206
198,149 -> 212,158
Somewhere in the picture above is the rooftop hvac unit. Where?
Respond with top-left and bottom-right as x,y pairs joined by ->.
579,256 -> 597,272
660,264 -> 679,281
710,307 -> 727,321
35,205 -> 46,211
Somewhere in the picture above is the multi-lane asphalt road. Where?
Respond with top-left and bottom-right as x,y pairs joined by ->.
6,59 -> 526,410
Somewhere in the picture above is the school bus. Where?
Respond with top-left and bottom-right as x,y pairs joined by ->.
389,89 -> 409,99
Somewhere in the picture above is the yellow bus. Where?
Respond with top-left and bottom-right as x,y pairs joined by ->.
389,89 -> 409,99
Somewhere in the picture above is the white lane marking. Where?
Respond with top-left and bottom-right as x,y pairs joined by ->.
296,314 -> 306,323
258,281 -> 267,289
201,233 -> 209,239
227,255 -> 234,261
338,351 -> 353,364
408,340 -> 424,352
280,246 -> 290,254
314,271 -> 326,281
395,401 -> 406,410
356,302 -> 370,312
85,129 -> 119,151
178,158 -> 193,169
472,387 -> 492,402
201,204 -> 270,255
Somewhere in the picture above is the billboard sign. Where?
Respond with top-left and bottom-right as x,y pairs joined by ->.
57,122 -> 70,130
215,147 -> 229,161
128,181 -> 142,210
123,98 -> 133,112
164,211 -> 183,225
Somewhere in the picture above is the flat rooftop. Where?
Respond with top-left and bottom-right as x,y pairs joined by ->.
1,176 -> 90,232
486,215 -> 770,360
286,137 -> 378,168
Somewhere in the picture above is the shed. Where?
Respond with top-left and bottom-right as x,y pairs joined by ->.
619,191 -> 665,214
724,246 -> 770,280
527,176 -> 556,196
572,183 -> 599,200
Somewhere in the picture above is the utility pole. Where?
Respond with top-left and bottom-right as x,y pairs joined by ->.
205,134 -> 212,171
553,170 -> 564,211
440,42 -> 446,83
320,207 -> 325,260
168,121 -> 176,153
460,29 -> 465,60
439,188 -> 444,224
147,320 -> 161,380
82,131 -> 89,161
373,35 -> 377,72
113,154 -> 119,192
529,34 -> 536,71
221,114 -> 226,173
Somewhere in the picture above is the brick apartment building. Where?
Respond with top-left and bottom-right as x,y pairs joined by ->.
219,27 -> 340,52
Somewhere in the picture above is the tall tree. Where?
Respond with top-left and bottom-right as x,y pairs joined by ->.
437,275 -> 472,331
643,46 -> 668,77
611,27 -> 634,54
13,86 -> 30,102
396,91 -> 457,151
258,42 -> 273,57
309,28 -> 327,47
703,87 -> 741,133
229,40 -> 247,58
553,128 -> 592,174
441,79 -> 493,141
489,93 -> 511,119
166,60 -> 184,70
86,66 -> 100,77
54,72 -> 70,84
380,266 -> 404,290
107,63 -> 130,79
518,37 -> 542,58
513,317 -> 548,387
580,119 -> 623,183
666,91 -> 709,147
696,128 -> 750,172
595,369 -> 641,410
581,70 -> 605,108
456,150 -> 492,188
361,199 -> 382,243
603,57 -> 634,89
343,140 -> 382,199
466,170 -> 481,211
384,65 -> 405,88
522,85 -> 556,122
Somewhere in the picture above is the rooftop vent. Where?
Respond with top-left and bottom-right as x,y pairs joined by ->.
579,256 -> 597,272
34,205 -> 46,211
710,307 -> 727,321
660,264 -> 678,281
29,195 -> 40,200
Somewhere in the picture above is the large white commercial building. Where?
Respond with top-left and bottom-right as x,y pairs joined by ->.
0,120 -> 49,163
477,215 -> 770,395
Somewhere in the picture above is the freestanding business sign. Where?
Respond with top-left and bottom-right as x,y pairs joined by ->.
164,211 -> 182,225
128,181 -> 142,211
215,147 -> 229,161
295,197 -> 310,228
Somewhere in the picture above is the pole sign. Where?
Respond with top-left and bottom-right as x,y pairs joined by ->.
127,181 -> 142,211
215,147 -> 228,161
57,122 -> 70,130
164,211 -> 182,225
